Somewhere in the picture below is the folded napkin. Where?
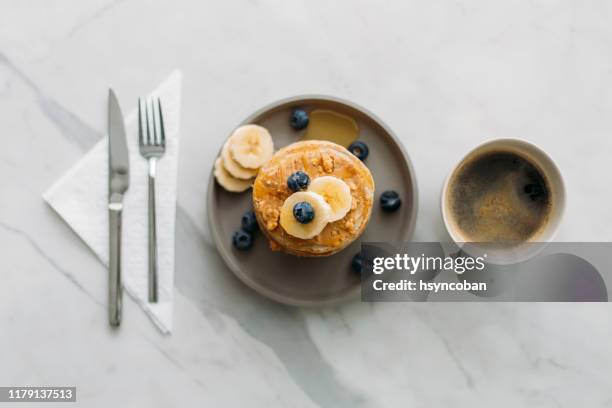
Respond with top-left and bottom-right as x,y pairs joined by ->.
43,71 -> 182,334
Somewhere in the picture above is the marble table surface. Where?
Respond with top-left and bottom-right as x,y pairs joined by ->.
1,1 -> 612,406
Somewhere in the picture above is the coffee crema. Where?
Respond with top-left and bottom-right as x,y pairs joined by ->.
446,150 -> 553,244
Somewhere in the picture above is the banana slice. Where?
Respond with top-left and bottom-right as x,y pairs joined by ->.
222,140 -> 259,180
308,176 -> 352,222
229,125 -> 274,169
214,157 -> 252,192
280,191 -> 332,239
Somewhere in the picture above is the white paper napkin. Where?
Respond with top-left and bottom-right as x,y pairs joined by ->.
43,71 -> 182,334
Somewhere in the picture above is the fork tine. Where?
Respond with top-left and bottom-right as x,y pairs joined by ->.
146,98 -> 153,145
157,99 -> 165,147
138,98 -> 145,146
152,97 -> 160,146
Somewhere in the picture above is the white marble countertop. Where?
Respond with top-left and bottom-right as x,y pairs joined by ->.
1,1 -> 612,406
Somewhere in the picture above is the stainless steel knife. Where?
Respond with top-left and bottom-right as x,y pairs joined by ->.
108,89 -> 130,327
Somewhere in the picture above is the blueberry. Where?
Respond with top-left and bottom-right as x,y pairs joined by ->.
351,253 -> 363,273
241,211 -> 258,233
348,141 -> 369,161
380,190 -> 402,212
287,171 -> 310,192
293,202 -> 315,224
290,109 -> 309,130
232,229 -> 253,251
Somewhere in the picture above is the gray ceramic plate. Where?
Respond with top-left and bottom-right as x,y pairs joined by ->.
207,96 -> 418,306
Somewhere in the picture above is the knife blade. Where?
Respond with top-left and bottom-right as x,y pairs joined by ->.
108,89 -> 129,327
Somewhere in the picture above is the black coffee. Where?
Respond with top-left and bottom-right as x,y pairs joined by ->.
447,150 -> 552,244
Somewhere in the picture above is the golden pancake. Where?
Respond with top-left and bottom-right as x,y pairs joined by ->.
253,140 -> 375,257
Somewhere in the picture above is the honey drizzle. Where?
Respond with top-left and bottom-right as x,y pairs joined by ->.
302,109 -> 359,148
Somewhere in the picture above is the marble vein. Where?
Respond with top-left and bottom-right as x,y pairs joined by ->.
427,321 -> 475,389
141,335 -> 210,392
0,220 -> 102,307
175,206 -> 369,408
438,335 -> 475,389
0,52 -> 101,151
67,0 -> 129,39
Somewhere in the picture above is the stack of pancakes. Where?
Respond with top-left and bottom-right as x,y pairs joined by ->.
253,140 -> 375,257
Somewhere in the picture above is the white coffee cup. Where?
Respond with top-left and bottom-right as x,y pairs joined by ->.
441,138 -> 566,264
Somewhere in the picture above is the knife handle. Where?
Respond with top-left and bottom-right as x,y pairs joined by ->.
109,198 -> 123,327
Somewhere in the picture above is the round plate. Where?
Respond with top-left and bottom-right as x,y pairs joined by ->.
207,96 -> 418,306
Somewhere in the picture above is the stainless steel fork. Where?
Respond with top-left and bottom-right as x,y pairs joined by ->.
138,97 -> 166,303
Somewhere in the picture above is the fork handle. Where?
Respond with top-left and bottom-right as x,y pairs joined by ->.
148,158 -> 158,303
